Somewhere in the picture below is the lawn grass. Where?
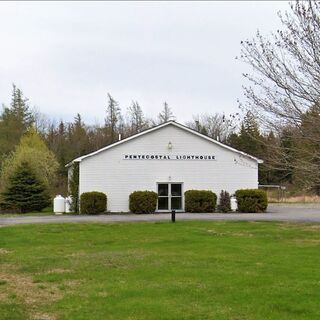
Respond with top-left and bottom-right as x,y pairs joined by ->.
0,221 -> 320,320
0,207 -> 55,217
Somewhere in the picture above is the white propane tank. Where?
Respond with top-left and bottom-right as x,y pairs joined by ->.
53,195 -> 65,214
230,196 -> 238,212
65,196 -> 72,213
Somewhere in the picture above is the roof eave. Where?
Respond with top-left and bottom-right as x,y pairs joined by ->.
65,120 -> 263,166
65,158 -> 81,168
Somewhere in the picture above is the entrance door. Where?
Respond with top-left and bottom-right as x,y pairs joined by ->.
157,183 -> 183,211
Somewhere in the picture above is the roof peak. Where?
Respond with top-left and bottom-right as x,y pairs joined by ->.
66,120 -> 263,167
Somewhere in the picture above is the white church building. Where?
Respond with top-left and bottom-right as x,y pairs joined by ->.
67,121 -> 262,212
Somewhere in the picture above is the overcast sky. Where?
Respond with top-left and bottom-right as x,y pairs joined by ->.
0,1 -> 290,125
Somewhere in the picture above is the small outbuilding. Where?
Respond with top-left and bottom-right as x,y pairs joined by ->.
67,121 -> 262,212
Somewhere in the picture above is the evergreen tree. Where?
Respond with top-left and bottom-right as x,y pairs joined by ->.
10,84 -> 33,127
262,131 -> 280,183
1,162 -> 50,213
275,128 -> 295,183
227,112 -> 263,155
0,84 -> 34,159
69,162 -> 79,213
227,112 -> 269,183
237,111 -> 263,156
56,121 -> 68,167
68,114 -> 91,158
293,105 -> 320,194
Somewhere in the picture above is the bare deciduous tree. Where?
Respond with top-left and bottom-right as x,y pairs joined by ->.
186,113 -> 239,143
158,102 -> 175,123
240,0 -> 320,192
240,1 -> 320,128
127,101 -> 146,134
105,93 -> 121,143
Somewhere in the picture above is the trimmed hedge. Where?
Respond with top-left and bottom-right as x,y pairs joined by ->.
80,191 -> 107,214
129,191 -> 158,214
185,190 -> 217,213
217,190 -> 231,213
235,189 -> 268,213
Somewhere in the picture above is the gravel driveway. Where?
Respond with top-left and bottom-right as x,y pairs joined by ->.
0,204 -> 320,226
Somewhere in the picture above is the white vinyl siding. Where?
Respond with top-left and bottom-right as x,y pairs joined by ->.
79,124 -> 259,212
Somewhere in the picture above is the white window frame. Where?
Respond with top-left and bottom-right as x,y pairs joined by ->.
156,182 -> 184,212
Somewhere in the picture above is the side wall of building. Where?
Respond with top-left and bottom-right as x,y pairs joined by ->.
79,124 -> 259,212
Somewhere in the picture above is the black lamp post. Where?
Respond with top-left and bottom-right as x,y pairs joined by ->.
171,210 -> 176,222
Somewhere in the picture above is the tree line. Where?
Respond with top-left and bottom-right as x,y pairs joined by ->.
0,83 -> 305,198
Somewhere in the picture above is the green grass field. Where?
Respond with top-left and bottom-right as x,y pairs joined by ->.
0,207 -> 54,217
0,221 -> 320,320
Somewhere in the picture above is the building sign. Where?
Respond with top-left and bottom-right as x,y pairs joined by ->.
123,154 -> 215,160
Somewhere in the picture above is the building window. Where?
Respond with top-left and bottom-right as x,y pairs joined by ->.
157,183 -> 183,211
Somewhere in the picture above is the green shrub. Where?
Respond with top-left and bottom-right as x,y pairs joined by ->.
235,189 -> 268,213
129,191 -> 158,214
80,191 -> 107,214
184,190 -> 217,213
217,190 -> 231,213
0,162 -> 50,213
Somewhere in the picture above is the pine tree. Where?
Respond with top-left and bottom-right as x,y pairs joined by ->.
227,112 -> 269,184
1,162 -> 50,213
294,104 -> 320,194
69,114 -> 91,158
10,84 -> 33,127
0,84 -> 34,159
229,111 -> 263,157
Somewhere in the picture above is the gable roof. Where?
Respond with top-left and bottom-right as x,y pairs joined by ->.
66,121 -> 263,167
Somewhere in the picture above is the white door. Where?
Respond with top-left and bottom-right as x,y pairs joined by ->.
157,183 -> 183,211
